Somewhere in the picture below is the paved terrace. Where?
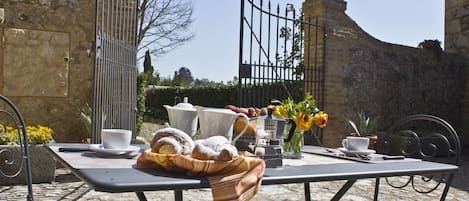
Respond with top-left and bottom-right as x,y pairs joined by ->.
1,150 -> 469,201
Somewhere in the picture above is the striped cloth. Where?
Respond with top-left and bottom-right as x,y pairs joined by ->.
137,150 -> 266,201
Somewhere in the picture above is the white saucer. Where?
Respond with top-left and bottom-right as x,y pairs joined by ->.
337,147 -> 375,156
88,144 -> 140,156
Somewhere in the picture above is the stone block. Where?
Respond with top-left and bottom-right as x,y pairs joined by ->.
0,145 -> 56,184
3,28 -> 70,97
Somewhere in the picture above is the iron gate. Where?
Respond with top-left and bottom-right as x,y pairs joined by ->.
92,0 -> 138,143
238,0 -> 326,108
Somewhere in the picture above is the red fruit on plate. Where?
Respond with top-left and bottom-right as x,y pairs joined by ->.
238,107 -> 249,115
225,105 -> 237,111
247,108 -> 256,117
225,105 -> 249,115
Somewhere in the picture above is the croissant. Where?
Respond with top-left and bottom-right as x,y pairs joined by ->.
191,136 -> 238,161
150,127 -> 194,155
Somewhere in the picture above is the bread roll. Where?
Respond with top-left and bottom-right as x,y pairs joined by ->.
153,137 -> 182,154
150,127 -> 194,155
191,136 -> 238,161
234,117 -> 255,136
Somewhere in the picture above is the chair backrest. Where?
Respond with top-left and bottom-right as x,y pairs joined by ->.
0,95 -> 34,200
376,114 -> 461,166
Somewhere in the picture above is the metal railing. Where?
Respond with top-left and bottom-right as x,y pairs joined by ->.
92,0 -> 138,143
238,0 -> 326,108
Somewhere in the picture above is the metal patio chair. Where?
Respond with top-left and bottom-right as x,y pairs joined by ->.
374,114 -> 461,200
0,95 -> 34,200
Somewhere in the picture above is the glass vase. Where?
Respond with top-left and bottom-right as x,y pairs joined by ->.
282,121 -> 304,159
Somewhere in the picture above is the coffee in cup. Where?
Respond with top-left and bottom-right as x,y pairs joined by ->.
342,136 -> 369,151
101,129 -> 132,149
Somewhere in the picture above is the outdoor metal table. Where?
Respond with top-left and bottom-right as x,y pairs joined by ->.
45,143 -> 458,201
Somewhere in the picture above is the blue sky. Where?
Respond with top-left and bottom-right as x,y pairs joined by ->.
150,0 -> 444,82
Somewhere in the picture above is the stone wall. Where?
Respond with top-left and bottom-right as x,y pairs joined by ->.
0,0 -> 95,142
446,0 -> 469,147
303,0 -> 468,147
446,0 -> 469,57
0,145 -> 56,184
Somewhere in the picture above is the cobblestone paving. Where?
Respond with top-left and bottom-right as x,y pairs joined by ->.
1,154 -> 469,201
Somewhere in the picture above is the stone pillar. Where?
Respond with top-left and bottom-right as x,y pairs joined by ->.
445,0 -> 469,145
302,0 -> 353,147
445,0 -> 469,56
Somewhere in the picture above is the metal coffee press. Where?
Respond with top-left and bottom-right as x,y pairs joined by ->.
252,108 -> 285,168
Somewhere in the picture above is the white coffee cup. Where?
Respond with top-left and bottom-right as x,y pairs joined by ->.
342,136 -> 369,151
101,129 -> 132,149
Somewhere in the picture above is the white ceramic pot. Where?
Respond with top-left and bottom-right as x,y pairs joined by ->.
195,106 -> 249,144
163,97 -> 198,137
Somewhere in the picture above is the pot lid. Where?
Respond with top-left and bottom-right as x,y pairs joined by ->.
173,97 -> 195,110
203,108 -> 235,114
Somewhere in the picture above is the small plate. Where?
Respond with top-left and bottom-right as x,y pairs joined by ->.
337,147 -> 376,156
88,144 -> 140,156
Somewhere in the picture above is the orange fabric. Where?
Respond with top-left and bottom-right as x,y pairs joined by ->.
137,150 -> 266,201
207,156 -> 265,201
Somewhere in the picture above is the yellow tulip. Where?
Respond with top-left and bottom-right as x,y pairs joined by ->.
314,111 -> 328,128
295,112 -> 313,131
273,105 -> 288,118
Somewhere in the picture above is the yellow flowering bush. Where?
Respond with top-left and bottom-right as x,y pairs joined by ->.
0,125 -> 54,145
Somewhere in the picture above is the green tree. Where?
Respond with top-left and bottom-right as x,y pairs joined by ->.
418,39 -> 443,60
142,50 -> 160,85
159,76 -> 173,86
226,76 -> 239,86
136,73 -> 148,134
172,67 -> 194,86
143,50 -> 154,74
278,7 -> 304,80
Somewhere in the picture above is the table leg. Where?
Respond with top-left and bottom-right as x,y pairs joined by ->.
135,192 -> 147,201
175,190 -> 183,201
331,179 -> 357,201
440,174 -> 454,201
374,177 -> 380,201
304,182 -> 311,201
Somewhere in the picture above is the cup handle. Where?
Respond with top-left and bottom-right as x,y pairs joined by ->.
231,113 -> 249,144
342,139 -> 347,149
